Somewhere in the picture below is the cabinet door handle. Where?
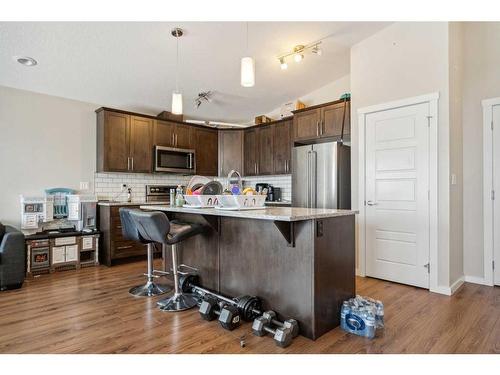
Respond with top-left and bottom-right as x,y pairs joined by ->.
175,134 -> 178,147
131,157 -> 134,171
316,121 -> 320,136
116,245 -> 133,250
127,157 -> 130,170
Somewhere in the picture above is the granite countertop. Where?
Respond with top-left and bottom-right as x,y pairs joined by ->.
98,201 -> 169,206
139,205 -> 356,222
265,201 -> 292,206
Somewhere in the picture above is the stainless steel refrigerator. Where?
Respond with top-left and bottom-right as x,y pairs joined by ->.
292,142 -> 351,209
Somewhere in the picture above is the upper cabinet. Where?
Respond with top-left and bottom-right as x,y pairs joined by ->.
191,127 -> 218,176
273,120 -> 292,174
243,119 -> 292,176
293,99 -> 350,142
219,130 -> 244,177
154,120 -> 192,149
244,128 -> 259,176
96,109 -> 152,173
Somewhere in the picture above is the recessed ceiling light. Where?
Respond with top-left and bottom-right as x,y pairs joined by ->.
14,56 -> 38,67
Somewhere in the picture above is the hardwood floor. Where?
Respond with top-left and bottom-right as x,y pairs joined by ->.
0,260 -> 498,354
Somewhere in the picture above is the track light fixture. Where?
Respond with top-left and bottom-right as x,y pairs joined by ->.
277,41 -> 322,70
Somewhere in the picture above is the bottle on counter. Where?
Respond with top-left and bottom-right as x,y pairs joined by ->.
175,185 -> 185,207
127,188 -> 132,203
170,189 -> 176,206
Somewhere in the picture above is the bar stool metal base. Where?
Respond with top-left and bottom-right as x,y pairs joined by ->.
129,282 -> 171,297
157,293 -> 198,311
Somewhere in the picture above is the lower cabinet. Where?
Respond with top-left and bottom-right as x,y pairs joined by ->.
51,244 -> 78,264
98,205 -> 148,266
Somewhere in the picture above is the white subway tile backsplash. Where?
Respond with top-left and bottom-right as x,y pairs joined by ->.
95,172 -> 292,202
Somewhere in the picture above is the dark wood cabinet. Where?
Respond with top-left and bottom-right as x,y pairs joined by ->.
321,101 -> 350,138
97,109 -> 152,173
219,130 -> 244,176
154,120 -> 192,149
293,99 -> 350,142
98,205 -> 148,266
258,125 -> 274,175
293,109 -> 321,141
244,128 -> 259,176
273,120 -> 292,174
192,127 -> 218,176
130,116 -> 153,173
154,120 -> 176,147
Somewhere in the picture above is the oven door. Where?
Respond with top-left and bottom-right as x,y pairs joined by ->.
154,146 -> 196,174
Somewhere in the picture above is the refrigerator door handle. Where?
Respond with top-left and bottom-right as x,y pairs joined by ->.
306,151 -> 311,208
311,150 -> 317,208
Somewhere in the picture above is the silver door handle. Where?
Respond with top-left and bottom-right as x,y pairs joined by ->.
131,157 -> 134,171
285,160 -> 288,173
175,134 -> 178,147
307,151 -> 311,208
127,157 -> 130,170
311,150 -> 317,208
367,201 -> 378,206
316,121 -> 320,136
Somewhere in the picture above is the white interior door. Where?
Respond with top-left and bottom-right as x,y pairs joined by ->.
493,105 -> 500,286
365,102 -> 430,288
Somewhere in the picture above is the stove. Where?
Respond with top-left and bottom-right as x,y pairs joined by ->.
145,185 -> 178,203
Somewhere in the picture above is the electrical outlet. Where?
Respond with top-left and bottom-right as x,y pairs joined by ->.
80,181 -> 90,190
121,183 -> 128,189
451,174 -> 457,185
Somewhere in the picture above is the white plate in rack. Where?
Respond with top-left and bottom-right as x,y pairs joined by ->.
214,206 -> 267,211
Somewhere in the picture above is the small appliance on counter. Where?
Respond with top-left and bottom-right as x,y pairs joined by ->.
255,183 -> 282,202
146,185 -> 178,203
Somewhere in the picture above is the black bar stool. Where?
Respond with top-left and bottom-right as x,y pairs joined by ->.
129,210 -> 205,311
119,208 -> 171,297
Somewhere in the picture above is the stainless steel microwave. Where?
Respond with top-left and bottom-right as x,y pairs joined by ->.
154,146 -> 196,174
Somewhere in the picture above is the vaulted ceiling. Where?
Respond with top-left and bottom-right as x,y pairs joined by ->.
0,22 -> 389,123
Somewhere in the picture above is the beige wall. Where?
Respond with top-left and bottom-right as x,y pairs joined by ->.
462,22 -> 500,279
265,74 -> 350,119
449,22 -> 464,284
0,86 -> 97,227
350,22 -> 453,288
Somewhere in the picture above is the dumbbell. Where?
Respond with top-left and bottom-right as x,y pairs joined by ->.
179,275 -> 261,322
252,311 -> 296,348
199,296 -> 241,331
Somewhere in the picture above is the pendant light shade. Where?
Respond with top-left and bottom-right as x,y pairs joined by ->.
172,92 -> 183,115
240,56 -> 255,87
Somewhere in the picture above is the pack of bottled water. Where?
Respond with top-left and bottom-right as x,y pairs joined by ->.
340,295 -> 384,339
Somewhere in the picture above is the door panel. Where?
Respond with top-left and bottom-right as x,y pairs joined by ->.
314,142 -> 338,209
258,126 -> 274,175
104,111 -> 129,171
292,145 -> 312,207
321,102 -> 348,138
293,109 -> 320,141
154,120 -> 175,147
244,128 -> 258,176
219,130 -> 243,176
274,120 -> 292,174
493,105 -> 500,286
193,127 -> 218,176
130,116 -> 153,173
175,123 -> 192,149
365,102 -> 430,288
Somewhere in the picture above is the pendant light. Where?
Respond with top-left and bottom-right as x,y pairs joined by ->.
240,22 -> 255,87
171,27 -> 183,115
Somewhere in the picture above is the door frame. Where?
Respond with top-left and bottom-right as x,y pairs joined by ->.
357,92 -> 439,292
481,97 -> 500,286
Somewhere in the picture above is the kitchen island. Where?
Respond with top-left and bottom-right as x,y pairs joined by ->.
140,205 -> 356,340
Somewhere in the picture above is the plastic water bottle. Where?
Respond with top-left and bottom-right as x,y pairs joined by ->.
175,185 -> 185,207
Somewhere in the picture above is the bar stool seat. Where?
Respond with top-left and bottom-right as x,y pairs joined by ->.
119,208 -> 171,297
129,210 -> 205,312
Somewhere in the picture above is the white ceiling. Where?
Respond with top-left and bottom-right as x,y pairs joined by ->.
0,22 -> 389,123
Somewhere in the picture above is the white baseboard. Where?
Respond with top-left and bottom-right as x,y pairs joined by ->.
450,276 -> 465,294
464,275 -> 492,286
430,276 -> 464,296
